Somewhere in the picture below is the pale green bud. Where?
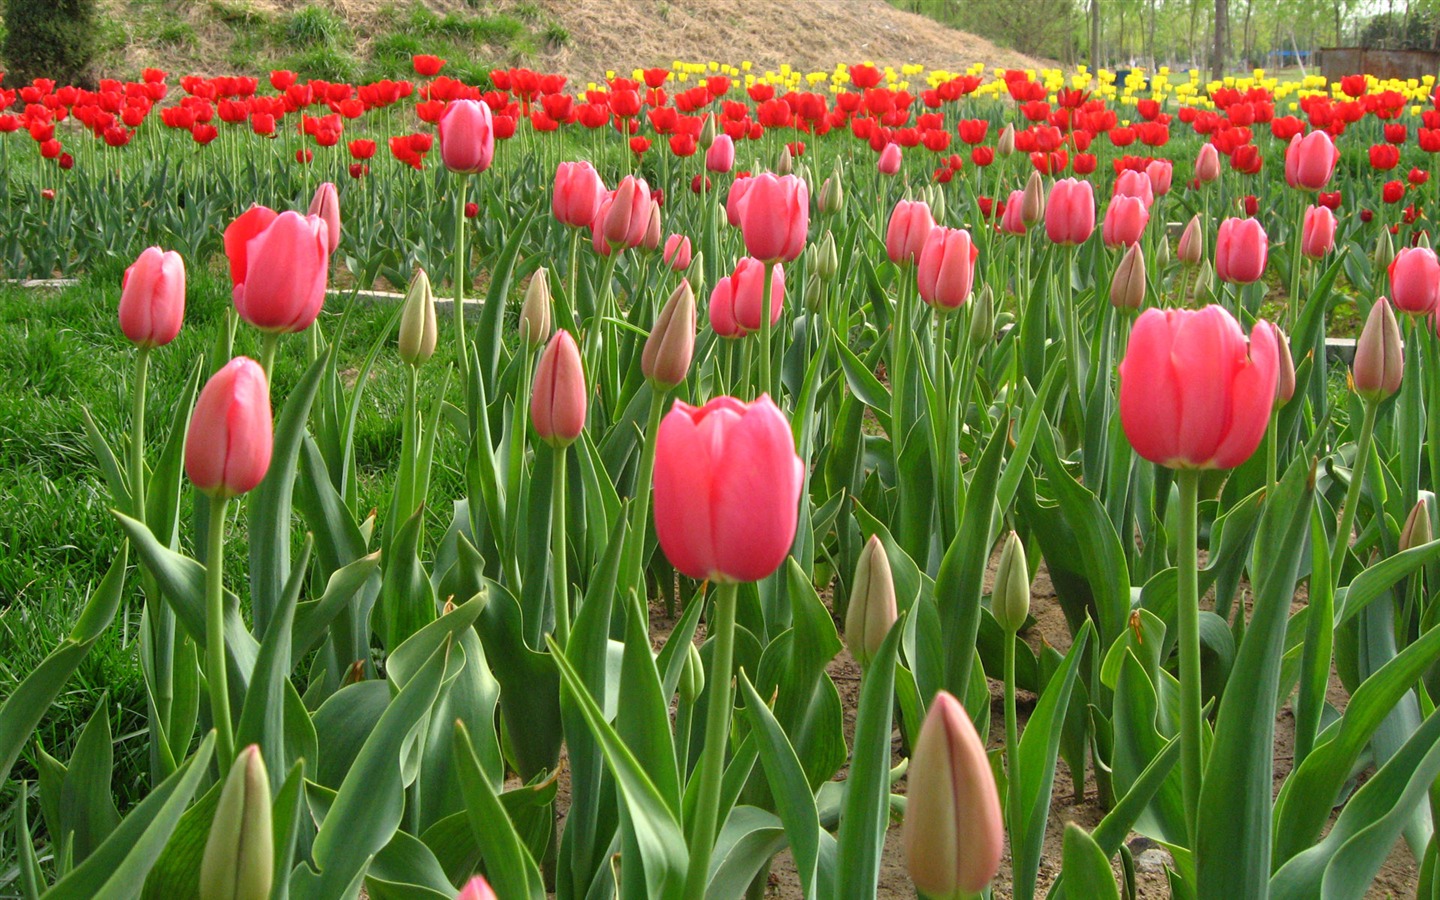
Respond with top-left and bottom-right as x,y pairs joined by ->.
398,267 -> 437,367
817,231 -> 838,281
1375,227 -> 1396,269
969,284 -> 994,347
991,531 -> 1031,634
845,535 -> 897,668
519,268 -> 552,348
200,745 -> 273,900
1402,498 -> 1433,551
680,642 -> 705,703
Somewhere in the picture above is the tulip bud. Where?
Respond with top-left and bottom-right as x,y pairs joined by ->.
818,173 -> 844,215
397,268 -> 438,367
1275,326 -> 1296,404
997,123 -> 1016,156
1401,498 -> 1433,551
679,642 -> 705,703
1021,170 -> 1046,225
803,273 -> 825,314
969,285 -> 994,347
200,744 -> 273,900
1421,232 -> 1434,251
663,234 -> 692,271
1376,228 -> 1396,269
1195,259 -> 1215,299
817,231 -> 838,281
641,279 -> 696,390
699,113 -> 717,149
531,330 -> 586,446
1353,296 -> 1403,404
643,201 -> 663,252
1155,232 -> 1171,268
877,142 -> 902,176
1109,243 -> 1147,311
926,185 -> 946,222
186,358 -> 272,499
520,268 -> 552,348
845,535 -> 897,668
1178,214 -> 1204,266
456,876 -> 498,900
991,532 -> 1031,633
775,144 -> 793,176
119,246 -> 186,349
307,182 -> 341,254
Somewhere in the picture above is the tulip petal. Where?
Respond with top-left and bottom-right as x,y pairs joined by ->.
654,402 -> 718,581
708,396 -> 801,582
1211,320 -> 1279,468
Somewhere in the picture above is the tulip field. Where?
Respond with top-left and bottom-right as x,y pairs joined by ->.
9,52 -> 1440,899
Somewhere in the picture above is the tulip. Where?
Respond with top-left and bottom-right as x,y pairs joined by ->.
1146,158 -> 1174,196
902,691 -> 1004,897
519,268 -> 552,348
652,394 -> 803,583
223,204 -> 277,289
991,531 -> 1031,634
816,231 -> 838,280
604,175 -> 653,250
531,330 -> 586,446
1195,142 -> 1221,183
553,161 -> 606,228
845,534 -> 896,668
969,285 -> 995,347
186,357 -> 273,498
877,142 -> 902,175
642,201 -> 663,252
1021,170 -> 1046,225
885,199 -> 936,266
1401,498 -> 1433,552
709,258 -> 785,337
1301,205 -> 1336,259
119,246 -> 185,349
1353,296 -> 1403,403
1044,178 -> 1095,245
1178,214 -> 1204,266
307,181 -> 341,253
1388,247 -> 1440,315
1375,227 -> 1396,269
739,173 -> 809,263
663,234 -> 692,270
456,877 -> 498,900
1110,242 -> 1147,310
725,175 -> 753,227
233,211 -> 330,333
1285,130 -> 1339,191
818,171 -> 844,215
1214,217 -> 1268,285
705,133 -> 734,173
996,123 -> 1016,155
1118,305 -> 1279,470
1274,326 -> 1297,404
199,745 -> 273,900
642,279 -> 696,390
774,144 -> 794,176
999,189 -> 1027,235
398,267 -> 437,366
438,99 -> 495,174
916,227 -> 978,312
1114,169 -> 1155,209
679,642 -> 705,703
1102,195 -> 1150,248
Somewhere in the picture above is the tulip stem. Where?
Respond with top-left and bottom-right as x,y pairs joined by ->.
453,180 -> 469,384
759,261 -> 775,400
259,332 -> 279,386
551,445 -> 570,650
1176,467 -> 1202,845
205,497 -> 235,766
684,580 -> 737,900
1003,626 -> 1021,862
1332,399 -> 1379,588
130,347 -> 150,521
627,388 -> 669,616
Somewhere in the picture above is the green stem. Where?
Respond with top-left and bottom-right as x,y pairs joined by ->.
1176,467 -> 1202,844
130,347 -> 150,521
259,331 -> 279,386
1333,400 -> 1380,586
1265,407 -> 1279,494
454,179 -> 469,381
551,445 -> 570,649
759,261 -> 775,400
205,497 -> 235,766
1003,627 -> 1021,865
404,364 -> 420,515
627,389 -> 668,609
683,580 -> 738,900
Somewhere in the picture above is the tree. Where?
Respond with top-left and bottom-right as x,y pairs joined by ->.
2,0 -> 97,88
1213,0 -> 1229,77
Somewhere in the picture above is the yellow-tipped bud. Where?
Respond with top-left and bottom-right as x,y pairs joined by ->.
398,267 -> 438,367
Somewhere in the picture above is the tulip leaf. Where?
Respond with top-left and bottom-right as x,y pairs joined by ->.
1061,823 -> 1121,900
475,576 -> 563,781
996,367 -> 1063,517
835,337 -> 893,435
452,720 -> 546,900
475,203 -> 540,386
52,696 -> 120,865
379,505 -> 439,651
1335,538 -> 1440,624
291,550 -> 382,662
705,805 -> 787,900
145,357 -> 204,547
618,593 -> 681,812
80,405 -> 130,512
139,778 -> 222,900
1111,648 -> 1186,845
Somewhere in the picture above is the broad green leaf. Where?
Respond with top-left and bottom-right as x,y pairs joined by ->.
1336,538 -> 1440,623
452,722 -> 545,900
705,805 -> 787,900
1060,823 -> 1121,900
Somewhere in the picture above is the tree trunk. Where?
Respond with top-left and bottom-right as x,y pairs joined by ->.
1213,0 -> 1229,79
1190,0 -> 1203,68
1091,0 -> 1102,70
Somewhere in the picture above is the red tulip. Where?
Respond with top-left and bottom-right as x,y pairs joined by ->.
653,394 -> 803,583
1284,130 -> 1338,190
1370,143 -> 1401,171
438,100 -> 494,174
705,134 -> 735,173
119,246 -> 186,348
1044,178 -> 1095,245
553,161 -> 605,229
233,211 -> 330,333
708,258 -> 785,337
223,205 -> 278,289
877,142 -> 902,175
739,173 -> 809,263
1214,216 -> 1268,284
185,357 -> 273,498
916,227 -> 977,311
531,330 -> 586,447
1118,305 -> 1278,469
413,55 -> 446,77
1383,180 -> 1405,204
1388,247 -> 1440,314
1102,195 -> 1150,248
1301,205 -> 1336,259
307,182 -> 341,254
885,199 -> 936,265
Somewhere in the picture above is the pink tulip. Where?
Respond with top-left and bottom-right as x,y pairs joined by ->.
1114,169 -> 1154,209
1118,305 -> 1279,469
739,173 -> 809,263
1300,205 -> 1336,259
456,876 -> 497,900
438,99 -> 495,174
1284,130 -> 1339,191
725,175 -> 753,227
877,142 -> 902,175
709,258 -> 785,337
663,234 -> 692,270
885,199 -> 936,265
902,691 -> 1003,896
307,182 -> 341,253
1354,296 -> 1404,402
1195,142 -> 1221,183
642,201 -> 663,252
1045,178 -> 1095,245
590,194 -> 615,256
1177,214 -> 1204,265
223,204 -> 277,289
999,190 -> 1026,235
119,246 -> 186,348
1145,159 -> 1174,196
1214,216 -> 1268,284
185,357 -> 273,498
531,330 -> 586,446
553,161 -> 606,228
916,227 -> 977,311
705,133 -> 735,173
603,175 -> 652,249
653,394 -> 804,583
1101,195 -> 1150,248
234,211 -> 330,333
1388,247 -> 1440,314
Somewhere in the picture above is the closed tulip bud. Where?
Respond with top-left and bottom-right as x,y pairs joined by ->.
991,531 -> 1031,633
969,285 -> 994,347
1353,296 -> 1403,404
1156,231 -> 1171,268
709,258 -> 785,337
845,535 -> 897,668
531,331 -> 586,446
1375,228 -> 1396,270
1388,247 -> 1440,314
902,691 -> 1004,897
817,231 -> 838,280
877,142 -> 902,175
1021,170 -> 1046,225
997,123 -> 1016,156
1102,195 -> 1150,248
1110,242 -> 1147,310
1401,498 -> 1433,551
1215,217 -> 1268,284
186,358 -> 273,498
553,161 -> 606,229
119,246 -> 186,349
604,176 -> 653,249
438,99 -> 495,174
705,133 -> 734,173
455,876 -> 498,900
1195,259 -> 1215,299
398,267 -> 438,366
642,279 -> 696,389
1275,326 -> 1296,404
1284,130 -> 1339,191
679,642 -> 705,703
199,744 -> 273,900
1195,142 -> 1222,184
699,113 -> 717,149
740,173 -> 809,263
663,234 -> 693,271
307,182 -> 341,253
1178,214 -> 1204,266
803,272 -> 825,313
886,199 -> 936,266
519,268 -> 551,348
917,226 -> 978,312
775,144 -> 793,176
233,211 -> 330,333
1301,205 -> 1337,260
643,201 -> 663,251
1421,232 -> 1433,251
818,173 -> 844,215
928,186 -> 947,222
1044,178 -> 1095,245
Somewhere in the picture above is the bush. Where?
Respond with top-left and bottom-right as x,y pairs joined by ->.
2,0 -> 98,87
